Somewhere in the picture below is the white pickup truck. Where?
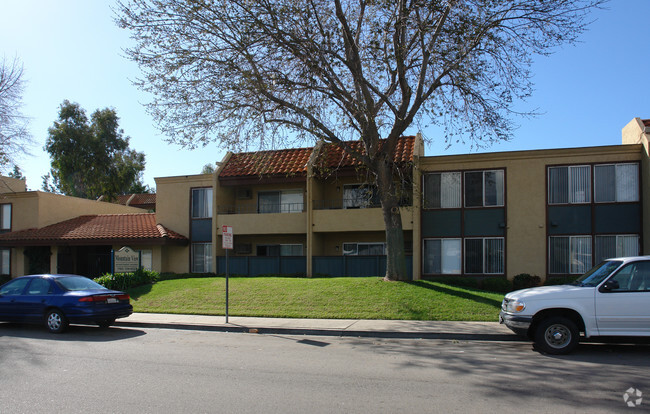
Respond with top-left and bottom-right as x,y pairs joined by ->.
500,256 -> 650,354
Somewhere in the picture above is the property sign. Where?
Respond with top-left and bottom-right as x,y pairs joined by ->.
222,226 -> 233,250
113,246 -> 141,273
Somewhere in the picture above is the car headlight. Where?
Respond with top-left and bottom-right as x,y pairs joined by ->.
504,299 -> 526,313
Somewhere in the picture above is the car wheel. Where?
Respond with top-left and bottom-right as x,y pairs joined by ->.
97,319 -> 115,329
534,316 -> 579,355
45,309 -> 69,334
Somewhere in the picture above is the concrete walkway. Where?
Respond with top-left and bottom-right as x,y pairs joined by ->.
116,313 -> 519,341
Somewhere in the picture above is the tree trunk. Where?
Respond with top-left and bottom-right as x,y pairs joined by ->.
376,160 -> 408,281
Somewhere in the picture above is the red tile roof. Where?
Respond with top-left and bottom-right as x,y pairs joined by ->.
220,147 -> 313,178
115,193 -> 156,210
0,214 -> 186,246
219,136 -> 415,179
643,119 -> 650,127
317,136 -> 415,169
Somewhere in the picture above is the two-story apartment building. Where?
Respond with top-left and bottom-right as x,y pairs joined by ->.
1,118 -> 647,281
417,117 -> 650,280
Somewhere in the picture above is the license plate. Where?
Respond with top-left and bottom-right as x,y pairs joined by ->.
106,298 -> 118,304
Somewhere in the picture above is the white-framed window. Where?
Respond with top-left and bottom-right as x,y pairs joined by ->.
594,235 -> 639,263
191,243 -> 212,273
548,165 -> 591,204
423,172 -> 461,209
549,236 -> 592,274
256,244 -> 303,256
1,204 -> 11,231
465,238 -> 504,274
258,190 -> 303,213
464,170 -> 504,207
140,250 -> 153,271
191,188 -> 213,218
342,242 -> 386,256
0,248 -> 10,274
423,238 -> 461,274
343,185 -> 379,209
594,163 -> 639,203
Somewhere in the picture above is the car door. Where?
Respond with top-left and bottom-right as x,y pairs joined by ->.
17,277 -> 55,322
0,278 -> 31,321
595,260 -> 650,336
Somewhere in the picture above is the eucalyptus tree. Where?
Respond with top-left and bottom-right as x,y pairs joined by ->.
44,100 -> 147,200
117,0 -> 603,280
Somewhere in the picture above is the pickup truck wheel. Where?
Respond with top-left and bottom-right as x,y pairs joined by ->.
534,316 -> 579,355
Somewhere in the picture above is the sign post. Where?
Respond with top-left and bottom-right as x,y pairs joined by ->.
222,226 -> 233,323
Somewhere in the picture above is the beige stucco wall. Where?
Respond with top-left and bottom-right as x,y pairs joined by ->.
2,191 -> 143,232
0,176 -> 27,193
420,144 -> 643,280
622,118 -> 650,254
155,174 -> 213,237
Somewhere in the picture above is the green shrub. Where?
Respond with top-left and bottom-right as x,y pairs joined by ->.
94,268 -> 159,290
512,273 -> 541,290
480,277 -> 512,293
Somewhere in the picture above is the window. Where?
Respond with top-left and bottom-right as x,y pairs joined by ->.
256,244 -> 303,256
548,166 -> 590,204
192,188 -> 213,218
594,235 -> 639,264
258,190 -> 303,213
0,277 -> 29,296
549,236 -> 592,274
342,242 -> 386,256
27,278 -> 52,295
606,261 -> 650,292
343,185 -> 380,209
423,239 -> 461,274
594,163 -> 639,203
0,204 -> 11,232
464,170 -> 504,207
191,243 -> 212,273
423,172 -> 461,208
140,250 -> 153,271
0,249 -> 9,275
465,238 -> 504,274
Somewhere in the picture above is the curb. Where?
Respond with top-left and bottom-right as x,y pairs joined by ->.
115,320 -> 522,342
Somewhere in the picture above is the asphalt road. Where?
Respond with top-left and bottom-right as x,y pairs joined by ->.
0,323 -> 648,413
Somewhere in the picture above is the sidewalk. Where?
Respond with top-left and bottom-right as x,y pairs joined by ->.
116,313 -> 519,341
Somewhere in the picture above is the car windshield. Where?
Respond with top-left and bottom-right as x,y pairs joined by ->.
572,260 -> 623,287
56,276 -> 107,291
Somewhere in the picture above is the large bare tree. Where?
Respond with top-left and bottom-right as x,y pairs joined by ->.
117,0 -> 603,281
0,56 -> 32,172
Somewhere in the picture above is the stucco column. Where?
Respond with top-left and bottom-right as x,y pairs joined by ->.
49,245 -> 58,274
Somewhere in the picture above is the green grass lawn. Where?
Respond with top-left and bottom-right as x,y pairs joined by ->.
127,277 -> 504,321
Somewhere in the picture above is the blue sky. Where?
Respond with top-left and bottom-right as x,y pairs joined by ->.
1,1 -> 649,190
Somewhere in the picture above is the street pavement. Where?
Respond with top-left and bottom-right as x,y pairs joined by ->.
117,312 -> 518,341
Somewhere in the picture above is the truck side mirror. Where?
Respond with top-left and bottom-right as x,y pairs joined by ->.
601,280 -> 619,292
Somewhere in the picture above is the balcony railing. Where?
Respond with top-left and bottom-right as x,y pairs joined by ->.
312,198 -> 411,210
218,203 -> 305,215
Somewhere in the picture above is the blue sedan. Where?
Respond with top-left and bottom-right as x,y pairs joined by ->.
0,274 -> 133,333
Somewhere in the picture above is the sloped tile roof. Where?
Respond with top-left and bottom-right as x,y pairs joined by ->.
219,136 -> 415,178
318,136 -> 415,169
115,193 -> 157,210
220,147 -> 313,178
0,214 -> 186,246
643,119 -> 650,127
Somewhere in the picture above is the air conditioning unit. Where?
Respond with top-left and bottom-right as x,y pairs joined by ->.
235,243 -> 252,254
235,188 -> 252,199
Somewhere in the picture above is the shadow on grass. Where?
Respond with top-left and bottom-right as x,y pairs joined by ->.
127,283 -> 154,301
408,280 -> 503,308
